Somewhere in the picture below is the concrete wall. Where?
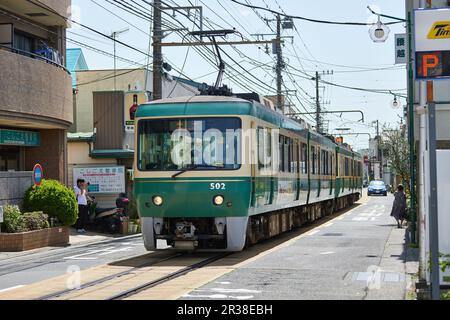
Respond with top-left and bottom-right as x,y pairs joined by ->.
24,129 -> 67,184
39,0 -> 71,18
0,171 -> 32,206
0,49 -> 73,129
67,141 -> 116,187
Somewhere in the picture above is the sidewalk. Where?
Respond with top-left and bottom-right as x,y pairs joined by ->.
69,229 -> 130,246
183,195 -> 420,300
365,225 -> 419,300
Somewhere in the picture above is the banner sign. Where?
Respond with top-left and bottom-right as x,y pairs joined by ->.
73,166 -> 125,194
395,34 -> 407,64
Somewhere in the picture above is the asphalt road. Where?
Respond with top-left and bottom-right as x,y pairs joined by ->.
182,194 -> 410,300
0,234 -> 148,292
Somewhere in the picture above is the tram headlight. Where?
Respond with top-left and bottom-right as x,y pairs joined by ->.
153,196 -> 164,206
213,195 -> 224,206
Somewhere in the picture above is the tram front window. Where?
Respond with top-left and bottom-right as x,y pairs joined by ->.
138,118 -> 242,171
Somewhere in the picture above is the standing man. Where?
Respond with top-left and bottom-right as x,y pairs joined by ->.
74,179 -> 88,233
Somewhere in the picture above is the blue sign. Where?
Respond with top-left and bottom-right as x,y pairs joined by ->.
33,164 -> 43,186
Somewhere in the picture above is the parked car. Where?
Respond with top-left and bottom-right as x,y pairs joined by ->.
367,181 -> 387,196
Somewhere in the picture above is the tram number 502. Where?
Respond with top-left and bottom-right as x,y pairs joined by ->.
210,183 -> 226,190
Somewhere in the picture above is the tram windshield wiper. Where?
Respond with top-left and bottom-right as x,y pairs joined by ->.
171,164 -> 225,179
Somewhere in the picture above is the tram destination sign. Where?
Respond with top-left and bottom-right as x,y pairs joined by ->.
414,8 -> 450,80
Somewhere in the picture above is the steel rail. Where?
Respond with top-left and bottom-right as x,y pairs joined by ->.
106,253 -> 229,300
36,252 -> 185,300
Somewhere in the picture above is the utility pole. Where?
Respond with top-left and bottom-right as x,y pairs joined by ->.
311,70 -> 332,134
152,0 -> 163,101
276,15 -> 284,113
315,71 -> 321,133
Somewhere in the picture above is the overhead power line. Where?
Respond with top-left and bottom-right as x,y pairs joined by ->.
229,0 -> 403,26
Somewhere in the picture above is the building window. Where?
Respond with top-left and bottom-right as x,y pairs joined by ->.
13,31 -> 34,54
0,146 -> 20,171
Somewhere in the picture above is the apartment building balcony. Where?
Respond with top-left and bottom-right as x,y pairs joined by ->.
0,46 -> 72,130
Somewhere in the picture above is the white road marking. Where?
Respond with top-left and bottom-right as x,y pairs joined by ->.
97,247 -> 133,256
0,285 -> 25,293
323,222 -> 334,227
215,281 -> 231,285
209,288 -> 261,294
320,251 -> 335,255
183,293 -> 254,300
306,230 -> 320,236
63,247 -> 119,260
352,217 -> 369,221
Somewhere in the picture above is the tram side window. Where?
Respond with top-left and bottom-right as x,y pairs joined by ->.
257,127 -> 264,170
344,158 -> 349,176
294,141 -> 299,173
279,136 -> 284,172
258,128 -> 273,171
322,150 -> 329,175
328,152 -> 334,175
284,137 -> 290,173
321,150 -> 327,175
301,143 -> 308,174
311,146 -> 316,174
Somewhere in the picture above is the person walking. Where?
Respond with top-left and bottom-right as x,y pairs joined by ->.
391,184 -> 407,228
74,179 -> 88,233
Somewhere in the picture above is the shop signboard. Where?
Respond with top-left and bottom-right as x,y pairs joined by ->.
415,8 -> 450,80
73,166 -> 126,194
0,129 -> 40,146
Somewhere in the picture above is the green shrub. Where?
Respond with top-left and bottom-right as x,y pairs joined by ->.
1,205 -> 25,233
23,179 -> 78,226
22,212 -> 50,231
443,291 -> 450,300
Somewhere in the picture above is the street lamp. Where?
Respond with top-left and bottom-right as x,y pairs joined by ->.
392,96 -> 402,109
369,15 -> 390,43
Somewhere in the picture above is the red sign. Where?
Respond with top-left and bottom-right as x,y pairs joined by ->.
33,164 -> 43,186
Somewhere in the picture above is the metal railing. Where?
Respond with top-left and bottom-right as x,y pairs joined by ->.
0,43 -> 70,75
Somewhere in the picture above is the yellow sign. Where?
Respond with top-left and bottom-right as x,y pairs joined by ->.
428,21 -> 450,39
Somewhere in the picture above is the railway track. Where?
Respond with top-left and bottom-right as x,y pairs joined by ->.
107,253 -> 229,300
36,252 -> 184,300
36,252 -> 228,300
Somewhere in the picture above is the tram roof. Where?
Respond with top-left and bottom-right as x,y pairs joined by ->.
137,96 -> 358,153
136,95 -> 308,133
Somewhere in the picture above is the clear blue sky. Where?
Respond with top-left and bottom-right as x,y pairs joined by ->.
68,0 -> 407,150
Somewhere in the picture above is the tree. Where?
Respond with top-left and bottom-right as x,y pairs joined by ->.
380,125 -> 411,194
